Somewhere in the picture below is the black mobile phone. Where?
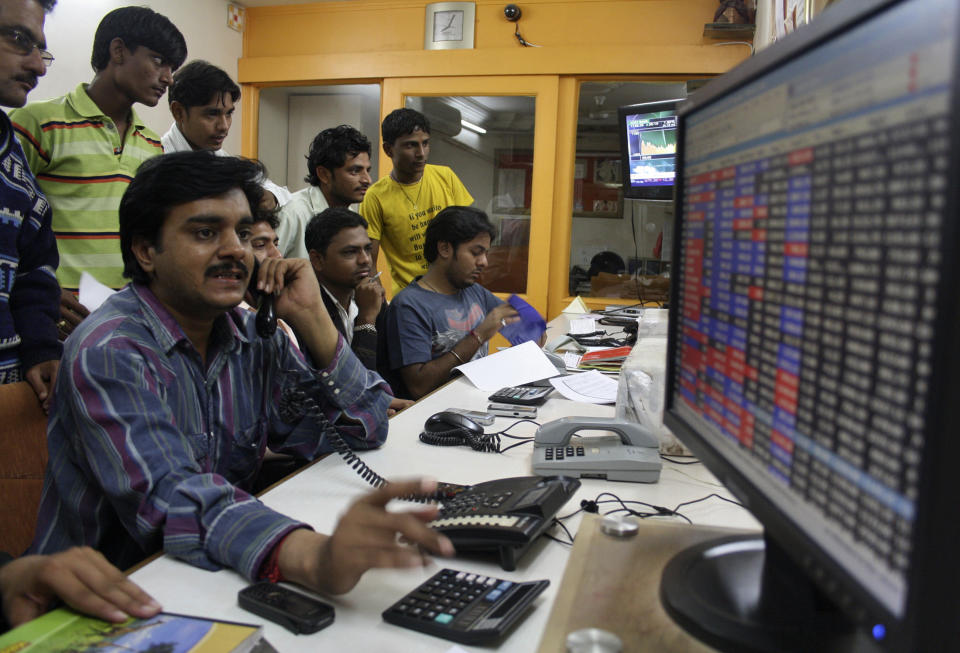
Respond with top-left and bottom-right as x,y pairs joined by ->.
238,582 -> 334,634
247,259 -> 277,338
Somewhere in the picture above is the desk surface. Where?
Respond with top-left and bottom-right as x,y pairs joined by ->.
129,317 -> 760,652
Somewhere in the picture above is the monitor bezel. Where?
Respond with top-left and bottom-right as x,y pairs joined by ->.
663,0 -> 960,649
617,98 -> 682,201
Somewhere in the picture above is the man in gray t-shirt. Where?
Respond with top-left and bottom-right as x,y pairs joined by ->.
386,206 -> 518,399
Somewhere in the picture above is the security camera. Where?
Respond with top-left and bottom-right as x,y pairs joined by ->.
504,4 -> 521,22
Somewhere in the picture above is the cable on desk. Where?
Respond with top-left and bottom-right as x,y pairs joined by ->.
660,454 -> 702,465
671,493 -> 744,513
543,517 -> 574,546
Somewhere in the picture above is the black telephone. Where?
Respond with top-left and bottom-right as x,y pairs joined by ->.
247,259 -> 277,338
419,411 -> 500,452
427,475 -> 581,570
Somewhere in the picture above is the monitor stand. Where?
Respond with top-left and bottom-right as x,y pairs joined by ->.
660,532 -> 880,653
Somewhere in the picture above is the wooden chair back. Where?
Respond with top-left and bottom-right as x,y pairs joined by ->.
0,382 -> 49,555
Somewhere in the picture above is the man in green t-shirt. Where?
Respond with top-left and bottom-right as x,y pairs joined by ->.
359,108 -> 473,295
11,6 -> 186,338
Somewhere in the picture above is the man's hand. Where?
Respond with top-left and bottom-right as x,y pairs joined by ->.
58,290 -> 90,340
24,359 -> 59,414
476,303 -> 520,342
0,547 -> 161,627
278,479 -> 454,595
355,275 -> 385,326
387,397 -> 414,417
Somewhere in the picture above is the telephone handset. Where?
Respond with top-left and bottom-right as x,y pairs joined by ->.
247,259 -> 277,338
532,416 -> 662,483
419,411 -> 501,452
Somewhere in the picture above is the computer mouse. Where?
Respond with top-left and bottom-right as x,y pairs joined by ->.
424,411 -> 483,435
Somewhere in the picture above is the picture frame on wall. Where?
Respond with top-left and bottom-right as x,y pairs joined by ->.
424,2 -> 476,50
593,157 -> 621,185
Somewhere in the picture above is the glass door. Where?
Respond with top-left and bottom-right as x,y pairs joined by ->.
382,76 -> 558,315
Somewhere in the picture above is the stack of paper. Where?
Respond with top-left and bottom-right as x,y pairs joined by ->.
578,345 -> 633,373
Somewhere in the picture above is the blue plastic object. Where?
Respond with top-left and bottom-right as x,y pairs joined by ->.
499,294 -> 546,346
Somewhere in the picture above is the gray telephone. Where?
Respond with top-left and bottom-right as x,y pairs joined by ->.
532,416 -> 662,483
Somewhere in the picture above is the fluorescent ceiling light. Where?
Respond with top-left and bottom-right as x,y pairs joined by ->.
461,119 -> 487,134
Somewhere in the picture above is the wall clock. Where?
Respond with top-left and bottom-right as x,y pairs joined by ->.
424,2 -> 476,50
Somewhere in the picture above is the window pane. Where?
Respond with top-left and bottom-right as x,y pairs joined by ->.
406,95 -> 536,295
569,81 -> 697,304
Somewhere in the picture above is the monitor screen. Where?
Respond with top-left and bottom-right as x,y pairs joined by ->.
663,0 -> 960,650
618,99 -> 681,200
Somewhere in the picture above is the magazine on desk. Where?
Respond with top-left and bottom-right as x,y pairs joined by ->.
0,607 -> 276,652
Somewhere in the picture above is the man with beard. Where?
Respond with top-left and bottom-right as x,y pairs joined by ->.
385,206 -> 518,399
279,124 -> 372,260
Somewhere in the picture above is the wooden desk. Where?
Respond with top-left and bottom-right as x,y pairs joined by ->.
127,319 -> 759,651
538,515 -> 755,652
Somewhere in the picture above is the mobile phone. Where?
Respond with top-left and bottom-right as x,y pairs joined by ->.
444,408 -> 495,425
487,403 -> 537,419
238,582 -> 335,634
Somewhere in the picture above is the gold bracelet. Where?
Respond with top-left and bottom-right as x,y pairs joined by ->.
470,329 -> 484,346
449,348 -> 465,364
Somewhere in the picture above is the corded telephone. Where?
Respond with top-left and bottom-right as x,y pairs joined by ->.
532,416 -> 662,483
419,411 -> 500,452
247,258 -> 277,338
427,475 -> 580,570
279,393 -> 579,569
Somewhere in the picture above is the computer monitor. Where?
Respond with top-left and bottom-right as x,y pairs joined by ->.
617,99 -> 681,200
662,0 -> 960,651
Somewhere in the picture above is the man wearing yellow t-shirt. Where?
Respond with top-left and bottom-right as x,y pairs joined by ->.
359,108 -> 473,295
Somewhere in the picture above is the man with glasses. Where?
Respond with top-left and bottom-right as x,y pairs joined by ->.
11,6 -> 186,339
0,0 -> 167,633
0,0 -> 59,411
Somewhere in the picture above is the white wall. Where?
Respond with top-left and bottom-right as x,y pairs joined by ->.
35,0 -> 243,153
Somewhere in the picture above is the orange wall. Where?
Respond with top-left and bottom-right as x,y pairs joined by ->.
238,0 -> 750,317
239,0 -> 748,83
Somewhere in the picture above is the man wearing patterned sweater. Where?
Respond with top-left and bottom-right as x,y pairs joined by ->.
11,6 -> 186,339
0,0 -> 60,411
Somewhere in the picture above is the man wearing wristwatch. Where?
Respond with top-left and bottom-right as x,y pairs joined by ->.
385,206 -> 519,400
305,207 -> 411,413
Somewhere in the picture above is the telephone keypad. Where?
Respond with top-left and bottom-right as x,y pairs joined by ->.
488,385 -> 552,406
544,446 -> 586,461
382,568 -> 549,645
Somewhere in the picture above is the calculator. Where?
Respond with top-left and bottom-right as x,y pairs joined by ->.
487,385 -> 552,406
382,568 -> 549,645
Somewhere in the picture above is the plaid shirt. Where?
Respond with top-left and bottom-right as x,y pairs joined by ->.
30,283 -> 391,579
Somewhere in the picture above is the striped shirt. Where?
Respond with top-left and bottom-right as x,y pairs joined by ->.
30,283 -> 392,579
10,83 -> 164,291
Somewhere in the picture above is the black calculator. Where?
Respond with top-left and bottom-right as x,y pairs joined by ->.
382,568 -> 548,645
488,385 -> 552,406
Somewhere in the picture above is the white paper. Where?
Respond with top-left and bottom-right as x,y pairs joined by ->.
454,340 -> 560,391
445,646 -> 471,653
568,317 -> 600,334
562,296 -> 589,314
562,352 -> 583,370
78,271 -> 115,311
549,369 -> 619,404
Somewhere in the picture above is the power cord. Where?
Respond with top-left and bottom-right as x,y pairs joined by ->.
557,490 -> 745,527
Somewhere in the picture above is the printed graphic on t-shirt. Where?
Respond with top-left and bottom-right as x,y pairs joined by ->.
430,302 -> 486,358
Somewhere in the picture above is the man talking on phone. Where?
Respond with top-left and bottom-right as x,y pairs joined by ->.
30,151 -> 453,596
